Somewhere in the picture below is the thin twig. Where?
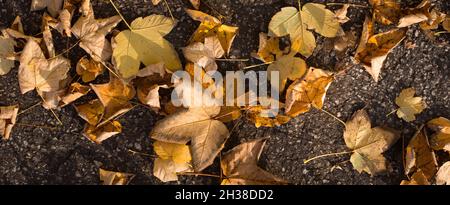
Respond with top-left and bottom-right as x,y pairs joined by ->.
386,109 -> 397,117
128,149 -> 157,158
15,122 -> 58,130
109,0 -> 132,30
434,31 -> 450,36
48,39 -> 81,60
38,95 -> 63,125
304,150 -> 353,164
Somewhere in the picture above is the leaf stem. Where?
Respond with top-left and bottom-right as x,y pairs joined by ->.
128,149 -> 156,158
242,61 -> 274,70
303,150 -> 353,164
386,109 -> 397,117
216,58 -> 249,62
434,31 -> 450,36
177,172 -> 222,178
48,39 -> 81,60
318,108 -> 346,127
326,3 -> 368,8
109,0 -> 133,30
162,0 -> 175,22
18,102 -> 42,116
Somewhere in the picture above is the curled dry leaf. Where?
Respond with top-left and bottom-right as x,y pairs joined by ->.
247,106 -> 291,128
76,56 -> 105,83
151,107 -> 229,171
183,35 -> 224,71
0,105 -> 19,140
221,138 -> 287,185
84,120 -> 122,144
268,4 -> 342,57
42,82 -> 91,109
75,99 -> 105,126
344,109 -> 399,175
404,127 -> 438,181
400,169 -> 430,185
91,76 -> 136,124
369,0 -> 401,25
398,0 -> 431,28
436,162 -> 450,185
99,168 -> 135,185
31,0 -> 63,17
427,117 -> 450,152
18,39 -> 70,95
267,54 -> 308,92
113,15 -> 181,79
186,9 -> 238,55
285,68 -> 333,117
355,27 -> 407,82
0,36 -> 16,75
334,4 -> 350,24
71,3 -> 121,62
42,0 -> 76,37
420,9 -> 446,30
153,141 -> 192,182
395,88 -> 426,122
135,63 -> 172,111
253,33 -> 284,63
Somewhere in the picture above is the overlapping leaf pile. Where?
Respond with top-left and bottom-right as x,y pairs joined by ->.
0,0 -> 449,185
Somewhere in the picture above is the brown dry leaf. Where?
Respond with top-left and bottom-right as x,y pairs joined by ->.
221,138 -> 287,185
189,0 -> 200,9
84,120 -> 122,144
0,105 -> 19,140
153,141 -> 192,182
99,168 -> 135,185
443,17 -> 450,32
75,99 -> 105,126
247,106 -> 291,128
398,0 -> 431,28
436,162 -> 450,185
356,16 -> 375,55
135,63 -> 172,111
343,109 -> 399,175
31,0 -> 63,17
333,31 -> 357,55
41,82 -> 91,109
355,28 -> 407,82
71,3 -> 121,61
91,76 -> 136,124
76,56 -> 104,83
405,127 -> 438,181
334,4 -> 350,24
427,117 -> 450,152
252,33 -> 285,63
18,39 -> 70,94
186,9 -> 238,55
215,106 -> 241,123
285,68 -> 333,117
369,0 -> 401,25
400,169 -> 430,185
183,35 -> 224,71
151,0 -> 161,5
42,0 -> 76,37
420,9 -> 446,30
60,83 -> 91,106
0,36 -> 16,75
151,107 -> 229,171
267,54 -> 308,92
395,88 -> 426,122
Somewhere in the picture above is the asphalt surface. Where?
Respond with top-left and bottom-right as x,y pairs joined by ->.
0,0 -> 449,184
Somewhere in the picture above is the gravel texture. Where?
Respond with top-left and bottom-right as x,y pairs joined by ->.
0,0 -> 449,185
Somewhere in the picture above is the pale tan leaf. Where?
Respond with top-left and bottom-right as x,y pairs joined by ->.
99,168 -> 134,185
0,105 -> 19,140
0,36 -> 16,75
436,162 -> 450,185
395,88 -> 426,122
405,128 -> 438,180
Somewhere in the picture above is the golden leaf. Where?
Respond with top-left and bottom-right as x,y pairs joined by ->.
84,120 -> 122,144
76,56 -> 104,83
113,15 -> 181,79
267,54 -> 308,92
75,99 -> 105,126
253,33 -> 284,63
400,169 -> 430,185
404,127 -> 438,181
395,88 -> 426,122
0,105 -> 19,140
221,138 -> 287,185
285,68 -> 333,117
186,9 -> 238,55
153,141 -> 192,182
369,0 -> 401,25
355,28 -> 407,82
99,168 -> 135,185
215,106 -> 241,123
344,109 -> 399,175
247,106 -> 291,128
